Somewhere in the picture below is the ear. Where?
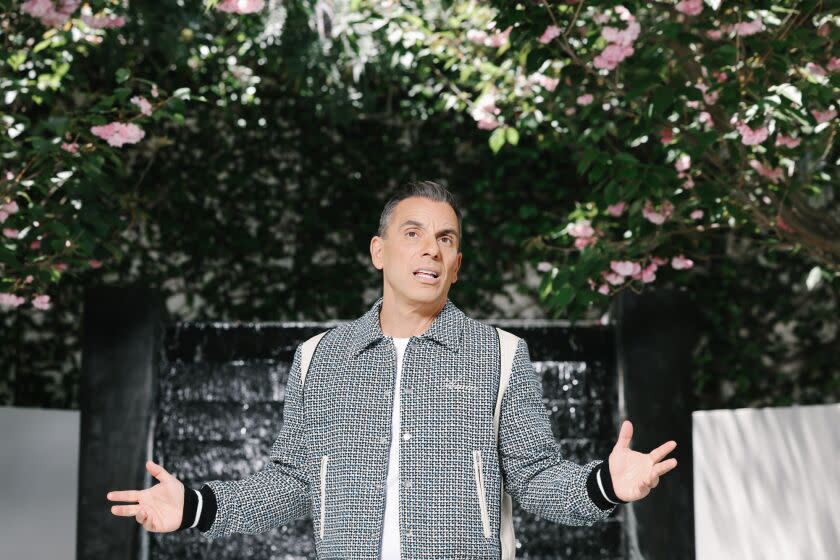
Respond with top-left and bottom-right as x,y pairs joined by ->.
370,236 -> 384,270
452,251 -> 462,284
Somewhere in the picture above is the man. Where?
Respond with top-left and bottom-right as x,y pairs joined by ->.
107,181 -> 678,558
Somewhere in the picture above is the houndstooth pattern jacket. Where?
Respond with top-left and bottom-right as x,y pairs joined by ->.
197,295 -> 617,557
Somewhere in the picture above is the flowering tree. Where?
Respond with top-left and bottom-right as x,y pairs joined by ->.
0,0 -> 282,312
363,0 -> 839,317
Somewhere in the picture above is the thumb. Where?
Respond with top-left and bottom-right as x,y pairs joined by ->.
146,460 -> 172,483
615,419 -> 633,450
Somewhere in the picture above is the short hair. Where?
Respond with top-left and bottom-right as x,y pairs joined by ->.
377,180 -> 463,249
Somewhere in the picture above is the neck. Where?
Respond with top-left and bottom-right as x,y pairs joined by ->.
378,290 -> 446,338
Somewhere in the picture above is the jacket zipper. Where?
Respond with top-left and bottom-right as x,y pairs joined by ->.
472,450 -> 491,538
320,454 -> 329,538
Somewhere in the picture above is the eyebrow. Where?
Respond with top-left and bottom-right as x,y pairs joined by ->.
398,219 -> 460,239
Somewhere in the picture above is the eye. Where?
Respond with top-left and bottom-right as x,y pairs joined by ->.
406,230 -> 418,238
441,236 -> 452,244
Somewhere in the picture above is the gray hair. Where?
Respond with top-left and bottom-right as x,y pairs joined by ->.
377,180 -> 463,249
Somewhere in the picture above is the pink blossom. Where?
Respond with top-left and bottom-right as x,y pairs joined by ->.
651,256 -> 668,266
89,259 -> 103,269
642,200 -> 674,225
698,111 -> 713,126
564,107 -> 577,116
81,14 -> 125,29
816,23 -> 830,37
90,122 -> 145,147
775,134 -> 801,148
574,237 -> 598,250
601,20 -> 640,47
594,43 -> 635,71
695,82 -> 719,105
659,127 -> 674,144
682,177 -> 695,190
0,293 -> 26,310
603,271 -> 625,286
61,142 -> 79,153
217,0 -> 265,14
477,119 -> 500,130
3,228 -> 19,239
467,29 -> 488,45
533,74 -> 560,92
25,275 -> 33,283
611,260 -> 641,277
736,122 -> 769,146
593,13 -> 610,25
705,29 -> 723,40
827,58 -> 840,72
576,93 -> 594,106
30,240 -> 41,250
598,284 -> 610,295
537,261 -> 553,272
690,209 -> 704,220
568,219 -> 595,238
486,26 -> 512,47
32,294 -> 51,310
674,154 -> 691,173
131,96 -> 153,116
151,84 -> 159,98
607,201 -> 627,217
675,0 -> 703,16
2,201 -> 19,215
805,63 -> 827,77
749,160 -> 785,184
811,107 -> 837,124
733,17 -> 763,37
0,211 -> 6,223
712,70 -> 728,83
671,255 -> 694,270
538,25 -> 562,44
21,0 -> 79,27
631,263 -> 657,284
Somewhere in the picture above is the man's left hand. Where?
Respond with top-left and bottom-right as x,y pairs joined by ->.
608,420 -> 678,503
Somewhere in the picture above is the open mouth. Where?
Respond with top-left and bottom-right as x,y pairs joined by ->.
413,269 -> 440,283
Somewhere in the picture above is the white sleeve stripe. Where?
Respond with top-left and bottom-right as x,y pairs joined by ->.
189,488 -> 203,529
596,465 -> 620,505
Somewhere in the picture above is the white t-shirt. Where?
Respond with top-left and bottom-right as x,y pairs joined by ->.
379,336 -> 410,560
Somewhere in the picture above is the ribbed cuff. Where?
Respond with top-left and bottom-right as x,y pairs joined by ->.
196,484 -> 217,532
177,486 -> 199,531
586,458 -> 628,510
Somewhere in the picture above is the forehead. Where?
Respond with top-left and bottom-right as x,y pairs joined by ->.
391,196 -> 458,228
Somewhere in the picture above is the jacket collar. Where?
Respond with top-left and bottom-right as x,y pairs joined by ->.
351,295 -> 465,356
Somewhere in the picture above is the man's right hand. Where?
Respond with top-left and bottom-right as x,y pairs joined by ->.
107,460 -> 185,533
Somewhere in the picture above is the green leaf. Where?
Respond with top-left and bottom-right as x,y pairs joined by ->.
505,127 -> 520,146
116,68 -> 130,83
489,127 -> 506,153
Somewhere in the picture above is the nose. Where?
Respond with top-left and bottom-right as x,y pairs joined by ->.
422,235 -> 441,258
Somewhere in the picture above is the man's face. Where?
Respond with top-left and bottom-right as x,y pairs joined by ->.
370,196 -> 462,306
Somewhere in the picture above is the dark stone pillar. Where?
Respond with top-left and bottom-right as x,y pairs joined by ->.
611,288 -> 699,560
77,285 -> 164,560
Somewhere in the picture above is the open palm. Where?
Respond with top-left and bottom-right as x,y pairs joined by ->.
107,460 -> 185,533
608,420 -> 678,503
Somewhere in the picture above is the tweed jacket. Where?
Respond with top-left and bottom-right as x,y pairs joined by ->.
197,295 -> 617,557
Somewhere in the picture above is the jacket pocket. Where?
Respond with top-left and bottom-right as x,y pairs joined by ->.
319,455 -> 329,538
471,450 -> 491,539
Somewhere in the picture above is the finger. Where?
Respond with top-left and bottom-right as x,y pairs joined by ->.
107,490 -> 142,503
653,457 -> 678,477
111,504 -> 141,517
615,420 -> 633,450
146,459 -> 172,483
135,510 -> 146,524
648,440 -> 677,463
649,475 -> 660,489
